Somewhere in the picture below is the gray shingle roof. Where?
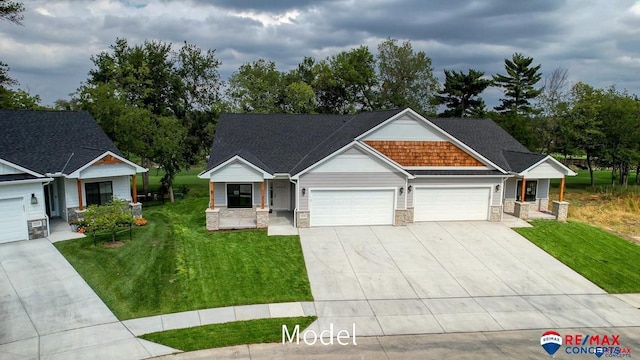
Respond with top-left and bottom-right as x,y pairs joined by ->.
205,109 -> 547,176
428,118 -> 543,173
0,110 -> 122,175
205,109 -> 403,174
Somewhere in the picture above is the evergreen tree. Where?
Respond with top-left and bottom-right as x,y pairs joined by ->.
436,69 -> 491,117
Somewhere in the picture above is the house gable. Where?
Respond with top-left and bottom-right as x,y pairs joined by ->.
0,158 -> 44,178
201,155 -> 274,182
520,156 -> 577,178
310,146 -> 402,174
67,151 -> 147,179
360,112 -> 448,141
364,140 -> 485,167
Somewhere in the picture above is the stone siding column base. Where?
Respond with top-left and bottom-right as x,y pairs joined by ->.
552,201 -> 569,222
129,202 -> 142,218
206,208 -> 220,231
514,202 -> 530,220
256,208 -> 269,229
296,211 -> 310,228
489,205 -> 502,222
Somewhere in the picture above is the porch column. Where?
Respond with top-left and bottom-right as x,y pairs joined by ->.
520,178 -> 526,202
76,179 -> 84,210
559,176 -> 565,202
261,181 -> 265,209
132,174 -> 138,203
209,182 -> 215,209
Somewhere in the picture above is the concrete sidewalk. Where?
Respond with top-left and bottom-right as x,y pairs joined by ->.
0,239 -> 176,360
155,326 -> 640,359
123,302 -> 316,336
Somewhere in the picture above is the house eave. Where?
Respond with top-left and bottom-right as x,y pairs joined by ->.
0,177 -> 54,186
65,151 -> 148,178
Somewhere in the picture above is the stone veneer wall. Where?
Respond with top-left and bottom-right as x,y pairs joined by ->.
489,205 -> 502,221
206,208 -> 220,231
296,210 -> 310,228
503,200 -> 516,214
552,201 -> 569,222
504,199 -> 549,214
28,218 -> 48,239
256,208 -> 269,229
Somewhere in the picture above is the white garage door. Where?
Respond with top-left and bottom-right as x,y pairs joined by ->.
310,189 -> 394,227
414,187 -> 490,221
0,198 -> 27,243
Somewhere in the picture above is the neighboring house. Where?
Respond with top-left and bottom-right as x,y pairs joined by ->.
199,108 -> 575,230
0,110 -> 147,243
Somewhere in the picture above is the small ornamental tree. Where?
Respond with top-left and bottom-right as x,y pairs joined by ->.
83,198 -> 134,243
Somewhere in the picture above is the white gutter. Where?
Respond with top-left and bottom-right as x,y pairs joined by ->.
0,177 -> 54,186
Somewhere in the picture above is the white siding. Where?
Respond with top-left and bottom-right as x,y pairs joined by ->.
312,147 -> 397,173
0,162 -> 22,175
65,176 -> 131,208
252,182 -> 265,205
537,179 -> 550,199
0,182 -> 46,220
80,162 -> 136,179
210,161 -> 264,182
362,114 -> 448,141
525,160 -> 567,179
409,177 -> 502,207
504,177 -> 518,199
214,182 -> 226,206
299,172 -> 405,211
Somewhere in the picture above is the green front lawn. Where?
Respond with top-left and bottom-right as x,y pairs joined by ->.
516,220 -> 640,293
141,317 -> 317,351
55,197 -> 313,320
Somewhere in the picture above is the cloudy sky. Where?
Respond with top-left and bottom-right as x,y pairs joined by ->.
1,0 -> 639,107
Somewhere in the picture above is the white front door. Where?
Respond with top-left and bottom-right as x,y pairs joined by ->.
272,180 -> 290,210
0,197 -> 28,243
414,186 -> 490,221
309,189 -> 395,227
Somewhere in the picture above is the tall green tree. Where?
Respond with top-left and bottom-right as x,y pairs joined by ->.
227,59 -> 283,113
78,38 -> 222,200
493,52 -> 542,115
0,0 -> 24,24
377,38 -> 439,115
563,82 -> 605,187
436,69 -> 491,117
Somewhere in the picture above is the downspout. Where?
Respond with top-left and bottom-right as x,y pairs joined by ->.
289,177 -> 298,228
501,177 -> 507,221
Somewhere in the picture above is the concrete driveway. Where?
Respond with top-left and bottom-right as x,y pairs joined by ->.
300,222 -> 640,336
0,239 -> 175,359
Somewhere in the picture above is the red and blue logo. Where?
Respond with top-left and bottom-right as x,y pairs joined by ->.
541,331 -> 563,356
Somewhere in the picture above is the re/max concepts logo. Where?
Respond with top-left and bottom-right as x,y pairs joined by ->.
540,331 -> 632,357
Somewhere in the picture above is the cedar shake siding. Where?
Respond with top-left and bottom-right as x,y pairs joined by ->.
365,141 -> 484,167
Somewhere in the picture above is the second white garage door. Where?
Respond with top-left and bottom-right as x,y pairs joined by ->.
414,187 -> 490,221
0,197 -> 27,243
310,189 -> 395,227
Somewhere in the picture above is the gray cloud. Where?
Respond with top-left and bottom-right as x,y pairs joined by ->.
0,0 -> 638,107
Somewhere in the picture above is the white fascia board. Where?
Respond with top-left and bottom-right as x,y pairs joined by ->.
355,107 -> 508,174
0,177 -> 54,186
66,151 -> 147,178
291,141 -> 414,180
198,155 -> 274,180
518,155 -> 578,177
0,158 -> 45,178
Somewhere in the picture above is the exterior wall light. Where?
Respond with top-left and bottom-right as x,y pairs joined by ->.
399,187 -> 404,194
408,185 -> 412,193
495,184 -> 501,192
302,188 -> 306,196
31,193 -> 38,205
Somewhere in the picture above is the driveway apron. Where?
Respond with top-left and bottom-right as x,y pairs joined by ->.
299,222 -> 640,336
0,238 -> 175,359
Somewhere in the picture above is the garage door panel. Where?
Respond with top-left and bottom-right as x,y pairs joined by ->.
414,187 -> 490,222
0,198 -> 27,243
310,189 -> 394,227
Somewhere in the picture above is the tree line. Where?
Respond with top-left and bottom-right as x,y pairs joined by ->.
1,1 -> 638,195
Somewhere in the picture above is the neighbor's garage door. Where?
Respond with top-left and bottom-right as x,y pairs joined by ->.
310,189 -> 394,227
414,187 -> 490,221
0,198 -> 27,243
